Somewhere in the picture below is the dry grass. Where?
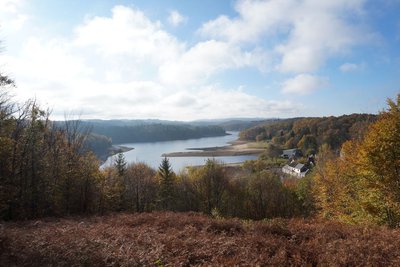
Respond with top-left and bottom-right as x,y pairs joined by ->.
1,212 -> 400,266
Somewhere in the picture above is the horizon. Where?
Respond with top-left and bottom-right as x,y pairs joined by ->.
1,0 -> 399,120
58,112 -> 377,123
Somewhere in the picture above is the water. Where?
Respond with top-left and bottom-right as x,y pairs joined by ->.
101,131 -> 258,171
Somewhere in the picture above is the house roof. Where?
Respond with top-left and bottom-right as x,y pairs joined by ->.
285,162 -> 306,171
282,148 -> 299,156
288,161 -> 298,168
295,163 -> 305,170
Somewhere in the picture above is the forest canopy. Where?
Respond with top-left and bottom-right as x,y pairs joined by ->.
239,114 -> 377,154
86,122 -> 227,144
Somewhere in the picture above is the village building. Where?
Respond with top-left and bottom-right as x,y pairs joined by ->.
282,161 -> 309,178
281,148 -> 302,159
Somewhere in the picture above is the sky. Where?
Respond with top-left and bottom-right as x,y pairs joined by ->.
0,0 -> 399,121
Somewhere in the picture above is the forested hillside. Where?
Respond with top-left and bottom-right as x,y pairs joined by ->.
84,133 -> 113,161
240,114 -> 376,153
190,118 -> 278,131
87,123 -> 227,144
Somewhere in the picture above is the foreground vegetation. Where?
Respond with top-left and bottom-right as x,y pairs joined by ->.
2,212 -> 400,266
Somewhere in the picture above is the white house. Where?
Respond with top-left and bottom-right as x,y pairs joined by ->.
282,161 -> 309,178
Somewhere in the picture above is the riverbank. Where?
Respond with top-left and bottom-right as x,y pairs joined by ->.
162,140 -> 265,157
109,145 -> 134,155
99,145 -> 134,164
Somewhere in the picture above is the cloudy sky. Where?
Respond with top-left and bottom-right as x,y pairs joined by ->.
0,0 -> 399,120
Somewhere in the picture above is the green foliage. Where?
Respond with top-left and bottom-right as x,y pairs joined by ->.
114,153 -> 127,177
158,157 -> 176,210
295,174 -> 316,217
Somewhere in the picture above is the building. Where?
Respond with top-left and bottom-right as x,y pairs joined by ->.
281,148 -> 302,159
282,161 -> 309,178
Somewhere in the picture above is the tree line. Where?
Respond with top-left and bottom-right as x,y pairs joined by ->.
240,114 -> 376,155
99,155 -> 307,220
82,122 -> 227,144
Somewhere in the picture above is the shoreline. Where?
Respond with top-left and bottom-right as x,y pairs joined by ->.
109,145 -> 134,155
162,140 -> 265,157
99,145 -> 134,165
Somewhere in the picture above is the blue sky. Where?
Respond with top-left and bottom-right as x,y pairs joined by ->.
0,0 -> 399,120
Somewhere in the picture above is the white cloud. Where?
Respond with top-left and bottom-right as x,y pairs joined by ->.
154,86 -> 300,120
0,0 -> 25,14
0,0 -> 29,32
199,0 -> 293,44
200,0 -> 370,73
159,40 -> 269,87
168,10 -> 186,27
71,5 -> 266,88
281,74 -> 328,94
1,4 -> 292,120
73,5 -> 184,64
339,62 -> 365,72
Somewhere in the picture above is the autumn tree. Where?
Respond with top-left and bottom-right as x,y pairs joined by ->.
263,143 -> 282,159
359,95 -> 400,226
314,95 -> 400,227
124,162 -> 157,212
190,159 -> 228,214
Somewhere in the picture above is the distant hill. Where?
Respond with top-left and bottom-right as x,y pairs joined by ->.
191,118 -> 277,131
240,114 -> 377,153
82,119 -> 187,127
77,118 -> 275,131
85,123 -> 227,144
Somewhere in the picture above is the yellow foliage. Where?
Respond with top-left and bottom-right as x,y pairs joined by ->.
314,95 -> 400,227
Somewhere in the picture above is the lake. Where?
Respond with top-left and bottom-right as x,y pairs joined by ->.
101,131 -> 258,171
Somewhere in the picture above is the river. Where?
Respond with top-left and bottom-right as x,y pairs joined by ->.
101,131 -> 258,171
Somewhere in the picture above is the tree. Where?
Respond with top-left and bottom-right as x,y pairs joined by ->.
359,95 -> 400,226
247,170 -> 287,219
263,143 -> 282,160
114,153 -> 127,177
190,159 -> 228,214
297,135 -> 318,155
313,95 -> 400,227
158,157 -> 175,210
125,162 -> 157,212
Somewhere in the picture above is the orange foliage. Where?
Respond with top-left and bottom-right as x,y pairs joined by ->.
1,212 -> 400,266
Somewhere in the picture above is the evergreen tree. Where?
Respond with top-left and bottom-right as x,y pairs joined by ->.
114,153 -> 127,177
158,157 -> 175,210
